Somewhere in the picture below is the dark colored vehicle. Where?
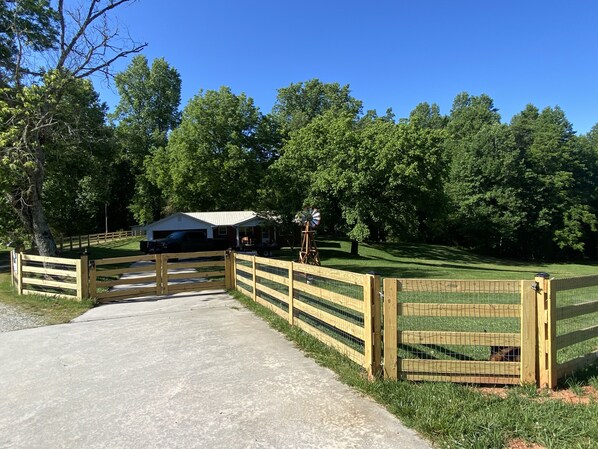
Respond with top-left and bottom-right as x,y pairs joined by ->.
140,231 -> 230,254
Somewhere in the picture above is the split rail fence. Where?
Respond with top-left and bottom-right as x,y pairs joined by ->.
232,253 -> 381,377
8,249 -> 598,388
58,230 -> 145,252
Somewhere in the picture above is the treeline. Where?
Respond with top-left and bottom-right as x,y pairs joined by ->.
4,52 -> 598,260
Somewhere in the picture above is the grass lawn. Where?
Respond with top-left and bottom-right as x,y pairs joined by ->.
232,288 -> 598,449
275,239 -> 598,280
3,238 -> 597,448
0,238 -> 144,324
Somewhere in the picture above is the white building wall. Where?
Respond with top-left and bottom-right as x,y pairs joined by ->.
146,214 -> 213,240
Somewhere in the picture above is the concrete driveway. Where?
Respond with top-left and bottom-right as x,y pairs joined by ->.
0,291 -> 433,449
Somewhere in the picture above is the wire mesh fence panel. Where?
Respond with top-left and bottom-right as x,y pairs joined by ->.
552,277 -> 598,371
389,279 -> 522,384
292,264 -> 368,366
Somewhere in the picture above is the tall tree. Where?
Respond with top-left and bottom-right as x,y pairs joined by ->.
272,79 -> 362,137
0,0 -> 145,255
110,55 -> 181,225
150,86 -> 268,212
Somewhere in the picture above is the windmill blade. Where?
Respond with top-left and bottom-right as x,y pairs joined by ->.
310,209 -> 321,227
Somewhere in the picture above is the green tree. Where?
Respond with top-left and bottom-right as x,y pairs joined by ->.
110,55 -> 181,225
0,0 -> 145,255
272,79 -> 362,137
268,112 -> 445,254
513,106 -> 597,257
151,87 -> 268,212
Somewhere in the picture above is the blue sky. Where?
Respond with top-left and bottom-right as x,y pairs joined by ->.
95,0 -> 598,133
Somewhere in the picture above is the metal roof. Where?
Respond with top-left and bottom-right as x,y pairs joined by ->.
183,211 -> 259,227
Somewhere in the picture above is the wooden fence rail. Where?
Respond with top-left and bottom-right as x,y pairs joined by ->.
58,230 -> 145,252
539,275 -> 598,388
8,248 -> 598,388
232,253 -> 381,378
383,278 -> 537,385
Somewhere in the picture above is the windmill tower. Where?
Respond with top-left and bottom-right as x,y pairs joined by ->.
295,208 -> 321,266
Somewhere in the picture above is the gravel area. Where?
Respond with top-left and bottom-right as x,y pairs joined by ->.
0,303 -> 46,332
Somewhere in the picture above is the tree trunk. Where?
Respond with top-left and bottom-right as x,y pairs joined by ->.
10,161 -> 58,256
350,239 -> 359,256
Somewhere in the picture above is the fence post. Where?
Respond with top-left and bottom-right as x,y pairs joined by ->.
288,262 -> 294,325
161,254 -> 169,295
520,280 -> 538,385
9,250 -> 15,287
89,261 -> 97,299
536,274 -> 556,388
60,237 -> 64,253
155,254 -> 163,295
69,236 -> 73,251
77,255 -> 89,300
363,273 -> 382,379
17,252 -> 23,295
231,252 -> 237,290
87,235 -> 91,248
224,251 -> 231,289
252,256 -> 257,301
383,278 -> 398,380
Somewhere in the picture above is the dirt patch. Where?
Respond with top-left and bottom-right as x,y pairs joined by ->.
505,438 -> 546,449
478,385 -> 598,405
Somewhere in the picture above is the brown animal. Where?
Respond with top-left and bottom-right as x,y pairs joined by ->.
489,346 -> 520,362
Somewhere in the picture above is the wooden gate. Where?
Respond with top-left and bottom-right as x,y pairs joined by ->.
89,251 -> 227,302
383,279 -> 537,385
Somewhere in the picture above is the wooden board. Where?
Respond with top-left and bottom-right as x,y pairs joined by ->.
293,318 -> 364,366
256,283 -> 289,305
292,262 -> 364,286
96,275 -> 157,288
399,302 -> 520,318
293,281 -> 363,313
97,286 -> 158,300
164,250 -> 225,259
236,264 -> 253,276
399,359 -> 520,376
255,269 -> 289,287
235,253 -> 254,262
396,279 -> 521,294
555,325 -> 598,350
166,260 -> 225,270
22,266 -> 77,277
22,277 -> 76,290
399,373 -> 520,385
255,295 -> 288,320
556,300 -> 598,320
556,350 -> 598,379
237,285 -> 253,299
98,265 -> 156,277
167,271 -> 224,280
294,298 -> 364,340
167,281 -> 226,293
94,254 -> 156,265
21,254 -> 78,265
552,275 -> 598,292
254,257 -> 291,269
22,289 -> 78,301
398,331 -> 520,346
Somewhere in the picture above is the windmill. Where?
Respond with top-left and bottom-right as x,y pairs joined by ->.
295,208 -> 321,266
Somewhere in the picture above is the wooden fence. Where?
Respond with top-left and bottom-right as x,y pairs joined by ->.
58,230 -> 145,252
539,275 -> 598,388
232,253 -> 381,378
382,278 -> 537,385
89,251 -> 227,303
8,248 -> 598,388
12,252 -> 88,300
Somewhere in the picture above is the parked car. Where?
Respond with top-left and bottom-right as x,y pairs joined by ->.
140,231 -> 230,254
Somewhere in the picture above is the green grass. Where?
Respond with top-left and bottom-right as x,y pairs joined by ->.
275,239 -> 598,280
231,288 -> 598,449
0,238 -> 144,325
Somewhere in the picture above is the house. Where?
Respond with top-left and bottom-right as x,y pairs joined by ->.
144,211 -> 277,247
